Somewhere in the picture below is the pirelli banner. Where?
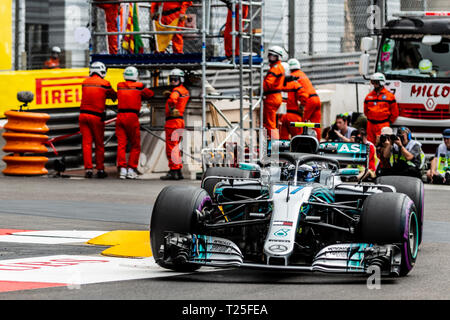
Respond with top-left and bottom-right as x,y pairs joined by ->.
0,68 -> 124,118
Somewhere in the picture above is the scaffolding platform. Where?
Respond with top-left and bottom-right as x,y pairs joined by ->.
91,53 -> 263,70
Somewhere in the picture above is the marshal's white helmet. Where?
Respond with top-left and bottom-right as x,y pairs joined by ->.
287,58 -> 301,71
123,66 -> 139,81
52,46 -> 61,54
89,61 -> 107,78
169,68 -> 185,83
369,72 -> 386,84
281,62 -> 290,76
268,45 -> 284,59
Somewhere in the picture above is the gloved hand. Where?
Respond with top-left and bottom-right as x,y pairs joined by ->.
163,90 -> 171,97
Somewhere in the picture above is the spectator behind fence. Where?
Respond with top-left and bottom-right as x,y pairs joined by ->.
44,46 -> 61,69
376,126 -> 424,179
333,113 -> 355,142
426,128 -> 450,184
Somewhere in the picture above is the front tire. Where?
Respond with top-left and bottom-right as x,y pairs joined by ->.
361,193 -> 419,276
150,185 -> 211,271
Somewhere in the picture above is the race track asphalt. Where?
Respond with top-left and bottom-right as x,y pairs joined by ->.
0,173 -> 448,301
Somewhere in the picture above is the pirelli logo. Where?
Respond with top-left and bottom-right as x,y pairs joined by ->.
35,76 -> 88,106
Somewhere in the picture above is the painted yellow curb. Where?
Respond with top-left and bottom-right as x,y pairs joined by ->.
87,230 -> 152,258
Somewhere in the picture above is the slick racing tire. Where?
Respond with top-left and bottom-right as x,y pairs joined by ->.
361,193 -> 419,277
376,175 -> 424,245
202,166 -> 250,197
150,185 -> 211,272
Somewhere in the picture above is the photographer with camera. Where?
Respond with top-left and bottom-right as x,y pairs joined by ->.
426,128 -> 450,184
377,127 -> 424,178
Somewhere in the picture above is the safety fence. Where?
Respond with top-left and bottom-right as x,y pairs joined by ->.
207,50 -> 377,94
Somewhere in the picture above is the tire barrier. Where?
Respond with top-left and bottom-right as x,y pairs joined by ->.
2,110 -> 51,176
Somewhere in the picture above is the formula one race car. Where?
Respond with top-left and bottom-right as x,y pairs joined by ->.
150,135 -> 424,277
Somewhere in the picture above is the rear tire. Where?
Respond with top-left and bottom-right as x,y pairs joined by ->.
376,175 -> 424,245
150,185 -> 211,271
361,193 -> 419,276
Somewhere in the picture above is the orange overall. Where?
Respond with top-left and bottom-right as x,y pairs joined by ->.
263,60 -> 285,140
43,57 -> 60,69
279,79 -> 309,140
291,69 -> 321,138
151,1 -> 193,53
224,4 -> 249,57
165,84 -> 190,170
79,74 -> 117,171
116,81 -> 154,170
364,87 -> 399,144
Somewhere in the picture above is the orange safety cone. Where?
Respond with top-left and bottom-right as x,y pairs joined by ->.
2,110 -> 50,176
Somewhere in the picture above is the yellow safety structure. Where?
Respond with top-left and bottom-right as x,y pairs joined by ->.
2,110 -> 50,176
87,230 -> 152,258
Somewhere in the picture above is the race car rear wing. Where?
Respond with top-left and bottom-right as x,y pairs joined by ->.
318,142 -> 369,168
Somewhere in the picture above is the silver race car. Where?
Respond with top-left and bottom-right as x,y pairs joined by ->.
150,136 -> 424,277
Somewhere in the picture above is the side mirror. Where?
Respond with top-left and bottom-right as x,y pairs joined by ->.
360,37 -> 373,51
359,53 -> 371,77
422,35 -> 442,46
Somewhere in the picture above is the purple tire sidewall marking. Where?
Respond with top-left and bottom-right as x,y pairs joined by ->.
197,196 -> 212,212
403,199 -> 414,271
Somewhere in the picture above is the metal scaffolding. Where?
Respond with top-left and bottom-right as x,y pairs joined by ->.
88,0 -> 265,170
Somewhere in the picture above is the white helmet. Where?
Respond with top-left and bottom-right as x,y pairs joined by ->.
418,59 -> 432,73
123,66 -> 139,81
268,45 -> 284,59
89,61 -> 107,78
169,68 -> 185,83
287,58 -> 301,71
52,46 -> 61,54
281,62 -> 290,76
369,72 -> 386,84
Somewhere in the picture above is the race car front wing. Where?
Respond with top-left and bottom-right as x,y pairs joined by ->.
161,233 -> 402,276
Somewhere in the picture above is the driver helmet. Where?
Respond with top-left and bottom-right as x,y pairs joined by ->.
297,164 -> 320,183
